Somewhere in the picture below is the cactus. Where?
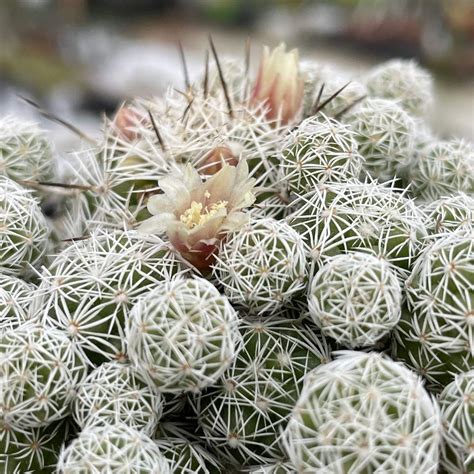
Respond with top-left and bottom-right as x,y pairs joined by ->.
57,423 -> 170,473
133,89 -> 285,194
345,98 -> 416,181
286,179 -> 426,277
155,437 -> 223,473
250,190 -> 291,221
424,192 -> 474,236
280,114 -> 363,194
0,418 -> 74,473
0,324 -> 87,430
439,371 -> 474,474
0,274 -> 36,330
300,62 -> 367,119
72,361 -> 163,436
308,252 -> 402,348
205,56 -> 247,102
212,217 -> 307,315
0,116 -> 54,182
406,139 -> 474,202
60,112 -> 179,237
365,59 -> 434,116
37,229 -> 190,365
393,231 -> 474,390
126,276 -> 241,394
0,176 -> 51,278
194,318 -> 330,466
283,351 -> 441,473
249,462 -> 296,473
300,60 -> 327,118
63,143 -> 158,236
0,41 -> 472,473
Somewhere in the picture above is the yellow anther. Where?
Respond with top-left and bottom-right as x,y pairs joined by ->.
180,199 -> 228,229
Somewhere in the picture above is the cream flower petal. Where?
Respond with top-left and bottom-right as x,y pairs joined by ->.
159,174 -> 189,197
220,211 -> 249,231
182,164 -> 203,188
229,182 -> 256,209
147,194 -> 175,215
188,212 -> 228,243
137,213 -> 175,234
234,158 -> 250,183
168,223 -> 192,251
203,165 -> 235,202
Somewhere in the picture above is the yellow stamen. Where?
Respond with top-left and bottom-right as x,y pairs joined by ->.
180,199 -> 228,229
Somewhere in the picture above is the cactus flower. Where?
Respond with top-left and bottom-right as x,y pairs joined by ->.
138,160 -> 255,271
251,43 -> 304,124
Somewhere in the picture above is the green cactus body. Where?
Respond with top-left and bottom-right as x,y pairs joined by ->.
424,193 -> 474,236
284,351 -> 441,473
365,59 -> 434,116
0,176 -> 51,278
393,232 -> 474,390
249,462 -> 296,474
155,437 -> 223,473
0,418 -> 74,473
0,274 -> 36,330
346,98 -> 416,181
0,324 -> 87,430
133,89 -> 286,202
57,423 -> 170,473
127,276 -> 241,394
300,61 -> 367,119
439,371 -> 474,474
37,229 -> 190,365
407,139 -> 474,202
309,252 -> 402,348
280,114 -> 363,194
213,217 -> 307,316
194,318 -> 330,467
0,117 -> 54,182
72,361 -> 163,436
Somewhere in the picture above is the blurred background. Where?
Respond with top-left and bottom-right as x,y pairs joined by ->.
1,0 -> 473,152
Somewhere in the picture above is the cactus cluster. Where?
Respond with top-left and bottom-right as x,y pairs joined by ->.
0,41 -> 472,472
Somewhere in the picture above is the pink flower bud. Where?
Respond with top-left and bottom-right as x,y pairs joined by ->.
113,106 -> 143,141
251,43 -> 304,124
200,145 -> 239,176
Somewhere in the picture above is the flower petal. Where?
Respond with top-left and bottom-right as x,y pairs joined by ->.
147,195 -> 174,215
137,213 -> 176,234
220,211 -> 249,231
